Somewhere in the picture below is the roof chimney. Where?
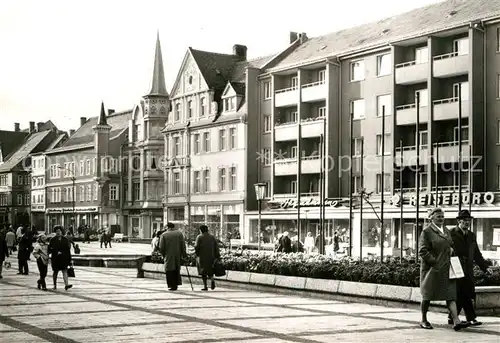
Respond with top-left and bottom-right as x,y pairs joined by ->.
69,129 -> 75,136
232,44 -> 247,60
37,122 -> 44,131
298,32 -> 308,43
80,117 -> 87,127
289,32 -> 298,44
108,109 -> 115,116
29,121 -> 35,133
14,123 -> 20,132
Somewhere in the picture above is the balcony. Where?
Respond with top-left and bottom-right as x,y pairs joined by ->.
433,98 -> 469,121
395,104 -> 429,125
274,158 -> 297,176
274,122 -> 298,141
144,169 -> 163,179
300,117 -> 325,138
433,52 -> 468,78
301,81 -> 327,103
395,61 -> 428,85
435,141 -> 470,164
395,146 -> 429,166
275,87 -> 299,107
301,156 -> 321,174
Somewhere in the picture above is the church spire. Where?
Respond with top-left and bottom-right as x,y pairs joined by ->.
97,101 -> 108,126
148,31 -> 168,96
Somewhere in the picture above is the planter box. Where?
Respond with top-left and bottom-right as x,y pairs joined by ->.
140,263 -> 500,313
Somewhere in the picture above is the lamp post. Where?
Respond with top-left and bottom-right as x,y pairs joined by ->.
254,182 -> 267,251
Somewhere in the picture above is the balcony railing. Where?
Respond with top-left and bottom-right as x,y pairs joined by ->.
302,80 -> 325,88
275,121 -> 297,127
395,61 -> 417,68
432,97 -> 459,105
433,51 -> 460,60
275,86 -> 298,94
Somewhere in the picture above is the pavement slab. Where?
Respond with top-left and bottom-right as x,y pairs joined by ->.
0,250 -> 499,343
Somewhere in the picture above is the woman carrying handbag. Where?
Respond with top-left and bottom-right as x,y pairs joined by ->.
48,226 -> 73,290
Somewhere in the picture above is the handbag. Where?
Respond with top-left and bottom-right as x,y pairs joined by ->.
449,256 -> 465,279
67,265 -> 75,278
213,259 -> 226,277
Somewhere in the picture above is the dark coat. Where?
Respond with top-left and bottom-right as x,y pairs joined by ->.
449,226 -> 491,299
17,234 -> 31,261
49,236 -> 72,271
418,223 -> 457,301
159,230 -> 186,272
0,232 -> 8,262
278,236 -> 292,253
194,232 -> 220,276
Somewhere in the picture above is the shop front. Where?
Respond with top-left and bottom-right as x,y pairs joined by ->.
123,209 -> 163,239
30,204 -> 45,232
188,203 -> 243,244
46,207 -> 99,233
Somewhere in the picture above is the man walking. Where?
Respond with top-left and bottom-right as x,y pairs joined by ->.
448,210 -> 492,326
159,222 -> 186,291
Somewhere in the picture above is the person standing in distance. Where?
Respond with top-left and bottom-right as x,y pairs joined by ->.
159,222 -> 187,291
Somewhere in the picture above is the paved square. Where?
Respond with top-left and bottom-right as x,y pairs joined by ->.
1,257 -> 499,342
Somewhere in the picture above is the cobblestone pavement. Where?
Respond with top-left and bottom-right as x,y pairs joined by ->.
1,259 -> 500,343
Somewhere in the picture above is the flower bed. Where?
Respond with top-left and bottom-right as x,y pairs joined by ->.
150,250 -> 500,287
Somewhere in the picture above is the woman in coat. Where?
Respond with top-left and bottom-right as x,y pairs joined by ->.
17,228 -> 31,275
48,226 -> 72,290
33,234 -> 49,290
194,225 -> 220,291
0,228 -> 9,278
418,207 -> 467,331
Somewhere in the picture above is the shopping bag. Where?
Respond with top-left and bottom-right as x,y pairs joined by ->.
213,259 -> 226,277
449,256 -> 464,279
67,266 -> 75,278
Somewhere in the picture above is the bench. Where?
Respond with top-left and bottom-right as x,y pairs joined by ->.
113,233 -> 124,242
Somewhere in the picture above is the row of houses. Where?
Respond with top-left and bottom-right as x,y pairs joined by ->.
1,0 -> 500,258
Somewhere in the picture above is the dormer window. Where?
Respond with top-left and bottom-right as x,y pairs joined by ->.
223,97 -> 236,112
221,81 -> 243,113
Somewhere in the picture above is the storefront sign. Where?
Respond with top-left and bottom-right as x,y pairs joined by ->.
269,197 -> 350,210
393,192 -> 495,207
30,205 -> 45,212
46,207 -> 98,214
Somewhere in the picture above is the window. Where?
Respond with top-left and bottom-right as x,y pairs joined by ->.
133,182 -> 140,200
350,99 -> 365,120
418,130 -> 429,147
291,180 -> 297,194
264,181 -> 271,198
290,76 -> 298,89
200,98 -> 206,116
33,194 -> 36,204
85,160 -> 91,175
497,27 -> 500,52
194,171 -> 201,193
229,128 -> 236,149
0,194 -> 7,206
263,115 -> 272,132
498,74 -> 500,99
193,134 -> 200,154
174,172 -> 181,194
289,110 -> 298,123
203,169 -> 210,192
353,138 -> 363,157
93,184 -> 98,200
453,38 -> 469,55
68,187 -> 73,202
229,166 -> 237,191
453,126 -> 469,142
453,82 -> 469,101
318,107 -> 326,118
497,165 -> 500,190
109,158 -> 117,173
420,172 -> 428,188
0,175 -> 7,186
18,175 -> 23,185
376,134 -> 391,155
80,161 -> 84,175
290,146 -> 298,159
219,129 -> 226,151
224,97 -> 236,112
262,149 -> 271,166
377,54 -> 391,76
109,184 -> 118,201
352,176 -> 364,193
377,94 -> 392,116
203,132 -> 210,152
174,136 -> 181,156
263,81 -> 272,99
175,103 -> 180,121
219,168 -> 226,191
415,47 -> 428,64
80,185 -> 85,202
376,173 -> 391,193
497,120 -> 500,144
187,100 -> 193,118
415,89 -> 428,107
86,185 -> 91,201
17,194 -> 22,205
350,60 -> 365,81
318,70 -> 326,83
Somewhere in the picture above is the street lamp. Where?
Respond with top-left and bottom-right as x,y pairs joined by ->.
254,182 -> 267,251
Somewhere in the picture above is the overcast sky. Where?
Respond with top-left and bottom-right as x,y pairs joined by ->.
0,0 -> 442,132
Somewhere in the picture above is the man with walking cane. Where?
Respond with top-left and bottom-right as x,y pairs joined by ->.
159,222 -> 187,291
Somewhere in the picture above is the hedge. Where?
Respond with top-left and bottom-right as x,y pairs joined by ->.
150,250 -> 500,287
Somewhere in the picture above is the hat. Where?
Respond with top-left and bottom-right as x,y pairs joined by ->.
166,222 -> 174,229
427,207 -> 443,218
456,209 -> 473,219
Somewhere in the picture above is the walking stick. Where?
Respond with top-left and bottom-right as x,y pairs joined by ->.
185,264 -> 194,291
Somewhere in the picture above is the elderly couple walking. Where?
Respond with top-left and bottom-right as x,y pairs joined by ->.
158,222 -> 220,291
419,208 -> 492,331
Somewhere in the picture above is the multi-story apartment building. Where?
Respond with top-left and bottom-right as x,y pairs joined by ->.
244,0 -> 500,259
162,42 -> 279,242
45,106 -> 129,232
122,34 -> 168,239
0,123 -> 62,228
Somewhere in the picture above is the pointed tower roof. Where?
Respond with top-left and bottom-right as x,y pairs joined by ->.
148,31 -> 168,96
97,101 -> 108,125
